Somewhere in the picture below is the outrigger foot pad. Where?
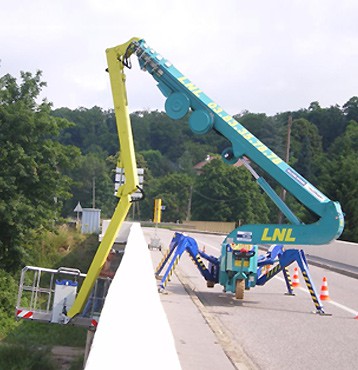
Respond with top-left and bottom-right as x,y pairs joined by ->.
315,310 -> 332,316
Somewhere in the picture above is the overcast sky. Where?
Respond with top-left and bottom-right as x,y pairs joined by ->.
1,0 -> 357,116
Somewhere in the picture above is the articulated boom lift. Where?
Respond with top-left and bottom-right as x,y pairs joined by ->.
16,38 -> 344,325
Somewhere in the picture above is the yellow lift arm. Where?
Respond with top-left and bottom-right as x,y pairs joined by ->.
67,38 -> 140,318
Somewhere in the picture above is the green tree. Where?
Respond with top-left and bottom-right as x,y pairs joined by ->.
328,154 -> 358,241
192,159 -> 269,224
62,152 -> 116,218
0,71 -> 79,271
343,96 -> 358,122
181,141 -> 217,168
324,121 -> 358,241
131,111 -> 186,162
140,149 -> 173,177
289,118 -> 325,182
53,106 -> 118,156
178,149 -> 195,175
141,173 -> 193,222
301,102 -> 347,150
130,110 -> 228,167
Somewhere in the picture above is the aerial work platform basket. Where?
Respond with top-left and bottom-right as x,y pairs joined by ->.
16,266 -> 111,328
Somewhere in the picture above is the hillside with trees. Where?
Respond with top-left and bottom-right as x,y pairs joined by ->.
1,71 -> 358,276
52,98 -> 358,242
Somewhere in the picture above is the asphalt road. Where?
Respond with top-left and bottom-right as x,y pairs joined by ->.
144,227 -> 358,370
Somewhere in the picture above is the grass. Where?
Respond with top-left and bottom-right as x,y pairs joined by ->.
0,344 -> 57,370
5,321 -> 87,347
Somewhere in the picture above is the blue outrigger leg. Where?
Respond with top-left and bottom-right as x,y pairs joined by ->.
257,246 -> 326,314
155,233 -> 219,290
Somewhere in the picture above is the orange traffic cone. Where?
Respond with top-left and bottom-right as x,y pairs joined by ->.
292,267 -> 300,287
319,277 -> 331,301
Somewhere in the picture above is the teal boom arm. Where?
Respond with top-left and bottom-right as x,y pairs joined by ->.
129,39 -> 344,245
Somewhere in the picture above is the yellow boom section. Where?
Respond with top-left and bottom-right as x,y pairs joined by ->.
68,38 -> 140,318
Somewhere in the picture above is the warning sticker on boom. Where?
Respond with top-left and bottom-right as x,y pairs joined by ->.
286,168 -> 306,186
236,231 -> 252,242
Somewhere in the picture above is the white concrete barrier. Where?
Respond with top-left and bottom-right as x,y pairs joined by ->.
85,222 -> 181,370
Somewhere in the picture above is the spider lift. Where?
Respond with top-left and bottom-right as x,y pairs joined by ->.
16,38 -> 344,324
122,38 -> 344,314
155,232 -> 323,312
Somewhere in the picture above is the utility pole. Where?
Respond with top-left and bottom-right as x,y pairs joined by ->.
186,185 -> 193,222
278,115 -> 292,223
92,177 -> 96,208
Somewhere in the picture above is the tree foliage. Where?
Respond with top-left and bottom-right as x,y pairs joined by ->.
289,118 -> 325,182
139,173 -> 193,222
324,121 -> 358,240
192,159 -> 270,224
51,97 -> 357,241
0,71 -> 80,271
53,106 -> 118,156
299,101 -> 348,150
1,67 -> 357,249
61,152 -> 116,218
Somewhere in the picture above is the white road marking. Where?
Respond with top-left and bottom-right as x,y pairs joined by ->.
327,300 -> 358,316
275,276 -> 358,316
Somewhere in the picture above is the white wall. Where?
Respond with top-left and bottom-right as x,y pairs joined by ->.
85,222 -> 181,370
